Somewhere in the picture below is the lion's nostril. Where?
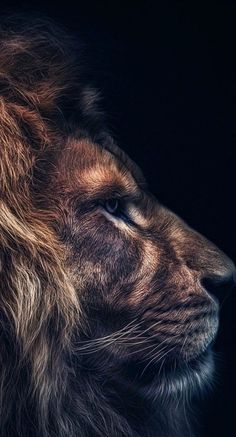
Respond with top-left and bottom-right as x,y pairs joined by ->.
201,269 -> 236,302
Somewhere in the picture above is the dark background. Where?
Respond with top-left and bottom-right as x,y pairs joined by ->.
1,1 -> 235,436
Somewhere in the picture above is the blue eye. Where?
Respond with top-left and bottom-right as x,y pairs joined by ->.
105,199 -> 120,215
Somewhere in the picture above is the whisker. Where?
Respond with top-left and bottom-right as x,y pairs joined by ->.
140,344 -> 177,378
76,318 -> 164,352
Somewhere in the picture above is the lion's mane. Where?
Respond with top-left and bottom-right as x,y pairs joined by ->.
0,17 -> 94,436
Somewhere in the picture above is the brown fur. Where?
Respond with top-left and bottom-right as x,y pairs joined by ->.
0,17 -> 234,437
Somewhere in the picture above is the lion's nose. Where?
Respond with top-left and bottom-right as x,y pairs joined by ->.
201,268 -> 236,303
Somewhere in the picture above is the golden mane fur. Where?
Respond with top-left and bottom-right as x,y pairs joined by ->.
0,19 -> 82,433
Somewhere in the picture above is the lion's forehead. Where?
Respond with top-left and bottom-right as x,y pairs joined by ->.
55,138 -> 140,197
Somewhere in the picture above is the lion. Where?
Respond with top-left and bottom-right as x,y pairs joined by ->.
0,17 -> 235,437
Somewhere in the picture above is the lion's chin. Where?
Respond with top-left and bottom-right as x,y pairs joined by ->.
159,349 -> 214,397
133,348 -> 215,402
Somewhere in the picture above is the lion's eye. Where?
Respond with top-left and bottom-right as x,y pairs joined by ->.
104,199 -> 120,215
103,198 -> 132,224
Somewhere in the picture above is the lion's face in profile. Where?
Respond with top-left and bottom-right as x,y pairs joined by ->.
0,18 -> 235,437
51,137 -> 234,392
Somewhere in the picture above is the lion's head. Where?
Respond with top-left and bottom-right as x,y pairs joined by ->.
0,17 -> 235,437
55,136 -> 234,387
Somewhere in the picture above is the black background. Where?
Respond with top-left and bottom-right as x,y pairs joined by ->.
1,1 -> 236,436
